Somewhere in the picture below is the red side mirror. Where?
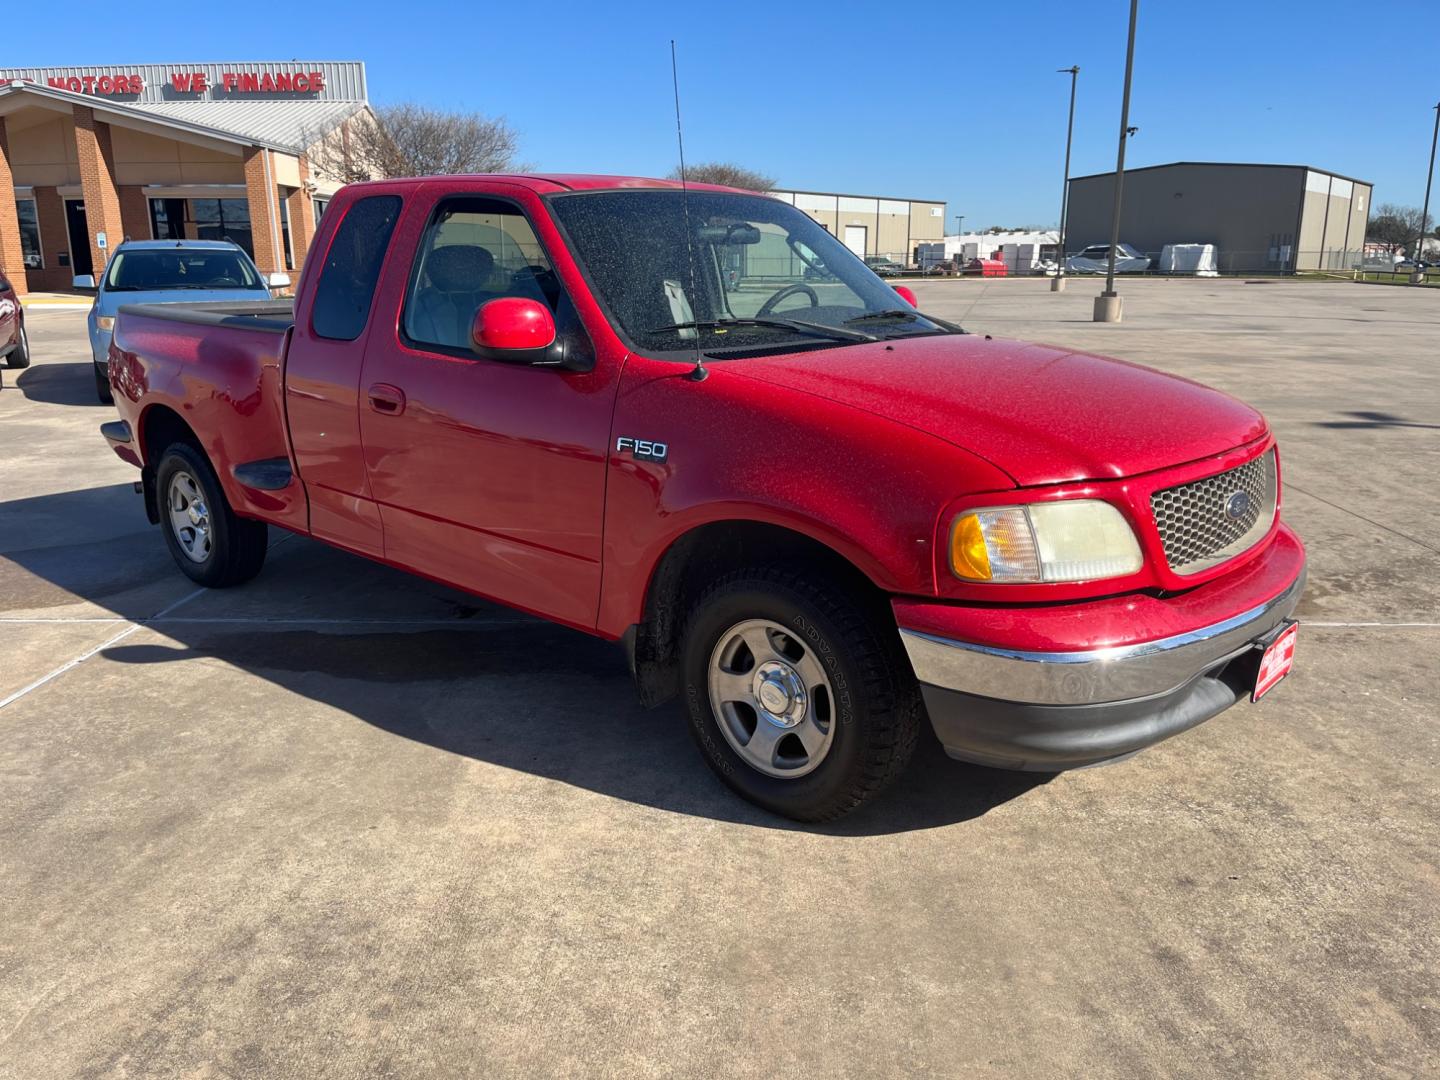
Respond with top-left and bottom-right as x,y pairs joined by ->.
471,297 -> 557,356
893,285 -> 918,307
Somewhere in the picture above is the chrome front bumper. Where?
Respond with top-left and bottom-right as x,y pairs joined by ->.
899,568 -> 1305,708
898,565 -> 1306,771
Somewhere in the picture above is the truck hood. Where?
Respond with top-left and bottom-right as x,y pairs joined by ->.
724,334 -> 1268,487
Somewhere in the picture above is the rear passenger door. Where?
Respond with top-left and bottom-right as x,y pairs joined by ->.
285,192 -> 405,557
356,184 -> 619,631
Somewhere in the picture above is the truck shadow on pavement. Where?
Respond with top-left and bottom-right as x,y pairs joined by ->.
1314,410 -> 1440,431
2,483 -> 1050,835
14,363 -> 106,407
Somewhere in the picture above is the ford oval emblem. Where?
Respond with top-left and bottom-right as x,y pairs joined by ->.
1225,490 -> 1252,521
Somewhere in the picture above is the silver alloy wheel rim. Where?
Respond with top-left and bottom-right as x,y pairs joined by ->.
707,618 -> 836,779
167,470 -> 212,563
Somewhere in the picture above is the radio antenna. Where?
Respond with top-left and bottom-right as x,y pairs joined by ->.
670,39 -> 707,382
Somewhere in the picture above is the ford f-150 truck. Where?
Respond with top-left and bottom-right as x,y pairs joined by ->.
101,174 -> 1305,821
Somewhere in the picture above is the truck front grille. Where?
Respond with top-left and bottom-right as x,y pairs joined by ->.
1151,450 -> 1277,575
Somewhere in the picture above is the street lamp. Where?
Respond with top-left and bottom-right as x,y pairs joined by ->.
1412,101 -> 1439,284
1052,65 -> 1079,293
1095,0 -> 1139,323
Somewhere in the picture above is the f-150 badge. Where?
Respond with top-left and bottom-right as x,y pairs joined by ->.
616,436 -> 668,463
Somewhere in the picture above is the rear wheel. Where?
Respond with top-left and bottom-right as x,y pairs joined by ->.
155,442 -> 268,588
681,567 -> 920,822
6,325 -> 30,369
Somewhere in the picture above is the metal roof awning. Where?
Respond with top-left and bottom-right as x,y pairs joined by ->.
0,79 -> 363,153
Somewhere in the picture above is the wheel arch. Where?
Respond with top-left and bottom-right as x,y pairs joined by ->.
136,403 -> 204,525
625,518 -> 894,709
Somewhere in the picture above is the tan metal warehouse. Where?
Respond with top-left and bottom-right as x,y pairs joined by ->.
1065,162 -> 1374,274
769,189 -> 946,265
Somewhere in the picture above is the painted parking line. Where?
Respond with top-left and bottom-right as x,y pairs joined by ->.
0,586 -> 206,711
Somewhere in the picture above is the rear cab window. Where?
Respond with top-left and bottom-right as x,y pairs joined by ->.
312,195 -> 403,341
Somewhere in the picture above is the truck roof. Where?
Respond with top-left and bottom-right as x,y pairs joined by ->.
340,173 -> 754,196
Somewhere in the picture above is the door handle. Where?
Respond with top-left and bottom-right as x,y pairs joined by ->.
367,383 -> 406,415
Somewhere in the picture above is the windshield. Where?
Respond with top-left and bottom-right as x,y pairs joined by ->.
548,189 -> 954,356
104,248 -> 264,292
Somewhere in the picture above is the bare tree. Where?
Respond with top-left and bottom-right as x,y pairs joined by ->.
307,103 -> 525,184
667,162 -> 775,191
1366,203 -> 1433,253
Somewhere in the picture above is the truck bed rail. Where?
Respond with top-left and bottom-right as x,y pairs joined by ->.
116,299 -> 295,333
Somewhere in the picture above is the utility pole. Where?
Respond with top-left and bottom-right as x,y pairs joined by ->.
1412,101 -> 1439,284
1053,65 -> 1080,293
1095,0 -> 1139,322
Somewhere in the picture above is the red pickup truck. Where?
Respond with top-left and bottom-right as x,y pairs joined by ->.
102,174 -> 1305,821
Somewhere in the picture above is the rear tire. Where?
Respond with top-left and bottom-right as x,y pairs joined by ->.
155,442 -> 268,588
681,567 -> 920,822
6,325 -> 30,369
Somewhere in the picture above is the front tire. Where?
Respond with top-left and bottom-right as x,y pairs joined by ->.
155,442 -> 268,588
7,325 -> 30,369
681,567 -> 920,822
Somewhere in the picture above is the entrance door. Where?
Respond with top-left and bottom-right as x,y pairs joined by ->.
844,224 -> 867,258
65,200 -> 93,278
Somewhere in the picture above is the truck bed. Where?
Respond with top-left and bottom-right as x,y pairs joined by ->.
110,298 -> 308,535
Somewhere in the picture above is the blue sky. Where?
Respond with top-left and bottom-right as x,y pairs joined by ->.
7,0 -> 1438,227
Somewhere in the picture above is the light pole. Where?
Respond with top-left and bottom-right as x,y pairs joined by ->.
1052,65 -> 1079,293
1095,0 -> 1139,322
1411,101 -> 1439,284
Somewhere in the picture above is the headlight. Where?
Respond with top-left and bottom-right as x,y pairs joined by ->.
949,500 -> 1143,583
96,316 -> 115,331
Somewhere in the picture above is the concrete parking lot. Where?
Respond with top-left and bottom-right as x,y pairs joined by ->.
2,278 -> 1436,1078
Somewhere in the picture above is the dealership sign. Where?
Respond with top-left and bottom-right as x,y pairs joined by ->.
0,70 -> 327,97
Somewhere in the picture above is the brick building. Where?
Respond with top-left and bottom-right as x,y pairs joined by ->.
0,61 -> 373,294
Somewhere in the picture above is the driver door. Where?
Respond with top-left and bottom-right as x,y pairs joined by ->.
357,184 -> 619,631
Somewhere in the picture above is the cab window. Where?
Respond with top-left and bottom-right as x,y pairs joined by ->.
403,197 -> 559,353
311,195 -> 403,341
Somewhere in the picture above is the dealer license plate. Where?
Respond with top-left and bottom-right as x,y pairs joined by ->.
1252,621 -> 1298,702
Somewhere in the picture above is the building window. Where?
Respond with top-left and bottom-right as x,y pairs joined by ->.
149,198 -> 188,241
192,199 -> 254,257
17,199 -> 43,269
277,195 -> 295,270
147,197 -> 255,258
313,197 -> 330,222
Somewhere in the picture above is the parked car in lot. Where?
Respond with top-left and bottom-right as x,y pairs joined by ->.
0,270 -> 31,384
1065,243 -> 1151,274
84,240 -> 288,404
102,174 -> 1305,821
863,256 -> 904,277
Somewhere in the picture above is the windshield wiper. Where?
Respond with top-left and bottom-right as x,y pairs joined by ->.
843,309 -> 919,325
647,317 -> 876,344
844,308 -> 967,334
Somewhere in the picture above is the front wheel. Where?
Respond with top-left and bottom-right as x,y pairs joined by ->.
155,442 -> 268,588
681,568 -> 920,822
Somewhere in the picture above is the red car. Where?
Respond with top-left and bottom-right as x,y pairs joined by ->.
102,175 -> 1305,821
0,270 -> 31,385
